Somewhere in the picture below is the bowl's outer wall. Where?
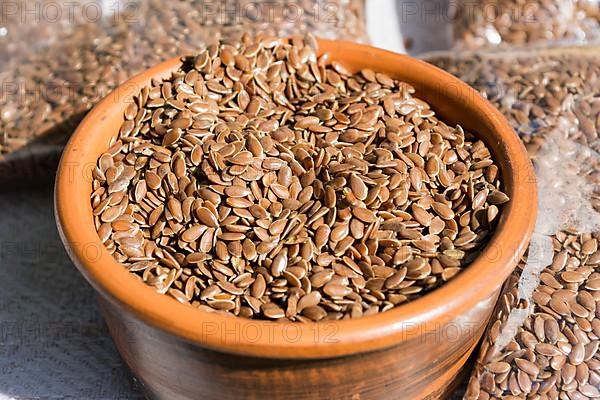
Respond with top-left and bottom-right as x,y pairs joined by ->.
55,40 -> 537,400
99,291 -> 496,400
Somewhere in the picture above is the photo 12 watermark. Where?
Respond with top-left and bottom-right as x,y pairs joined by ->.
1,1 -> 140,24
397,0 -> 540,25
0,1 -> 345,25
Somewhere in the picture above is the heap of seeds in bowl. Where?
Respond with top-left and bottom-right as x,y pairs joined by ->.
91,34 -> 510,321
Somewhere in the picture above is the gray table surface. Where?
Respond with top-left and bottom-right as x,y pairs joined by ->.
0,185 -> 143,399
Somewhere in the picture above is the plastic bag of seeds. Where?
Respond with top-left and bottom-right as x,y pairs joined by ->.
0,0 -> 368,183
449,0 -> 600,50
423,47 -> 600,399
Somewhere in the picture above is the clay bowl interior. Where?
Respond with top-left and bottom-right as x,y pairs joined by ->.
55,39 -> 537,399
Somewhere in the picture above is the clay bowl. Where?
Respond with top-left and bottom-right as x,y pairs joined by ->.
55,39 -> 537,400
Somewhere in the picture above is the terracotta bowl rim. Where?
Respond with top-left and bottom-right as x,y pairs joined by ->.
55,39 -> 537,359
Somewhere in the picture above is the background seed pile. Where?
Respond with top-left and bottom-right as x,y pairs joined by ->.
452,0 -> 600,50
427,49 -> 600,399
465,235 -> 600,399
426,48 -> 600,152
91,34 -> 507,321
0,0 -> 366,157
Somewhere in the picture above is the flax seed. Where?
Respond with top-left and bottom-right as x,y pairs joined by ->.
93,35 -> 507,322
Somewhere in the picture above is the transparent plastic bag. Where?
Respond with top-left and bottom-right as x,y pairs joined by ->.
425,47 -> 600,399
451,0 -> 600,50
0,0 -> 367,175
